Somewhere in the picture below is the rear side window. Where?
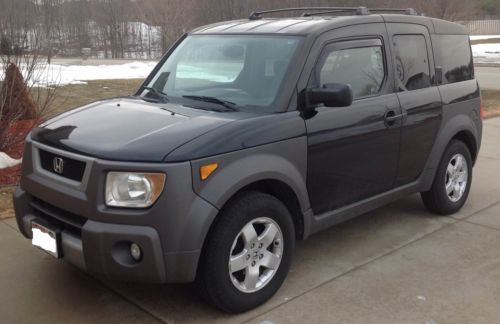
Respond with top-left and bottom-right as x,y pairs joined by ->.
393,35 -> 431,91
317,46 -> 385,98
434,35 -> 474,84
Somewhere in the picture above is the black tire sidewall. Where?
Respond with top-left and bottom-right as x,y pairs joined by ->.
197,191 -> 295,313
432,140 -> 473,213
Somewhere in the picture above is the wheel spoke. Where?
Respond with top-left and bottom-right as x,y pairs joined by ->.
446,180 -> 454,195
229,251 -> 248,273
447,163 -> 455,177
259,223 -> 279,248
457,171 -> 467,183
455,156 -> 463,171
260,250 -> 280,270
453,183 -> 461,199
241,223 -> 258,245
244,266 -> 260,290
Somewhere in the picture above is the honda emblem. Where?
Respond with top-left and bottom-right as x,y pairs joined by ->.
53,157 -> 64,174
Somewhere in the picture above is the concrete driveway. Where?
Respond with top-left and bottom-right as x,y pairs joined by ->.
1,118 -> 500,324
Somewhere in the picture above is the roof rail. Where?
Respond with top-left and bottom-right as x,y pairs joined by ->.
248,7 -> 419,20
369,8 -> 419,16
248,7 -> 370,20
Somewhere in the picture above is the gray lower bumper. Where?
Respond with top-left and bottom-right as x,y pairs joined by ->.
14,188 -> 201,283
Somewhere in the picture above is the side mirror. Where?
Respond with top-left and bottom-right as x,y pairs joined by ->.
307,83 -> 353,108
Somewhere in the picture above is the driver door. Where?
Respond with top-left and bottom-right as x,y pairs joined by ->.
305,36 -> 402,215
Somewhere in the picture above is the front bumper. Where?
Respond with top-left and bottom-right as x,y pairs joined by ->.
13,139 -> 219,283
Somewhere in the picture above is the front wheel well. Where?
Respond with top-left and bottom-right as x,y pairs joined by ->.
452,130 -> 478,164
221,180 -> 305,240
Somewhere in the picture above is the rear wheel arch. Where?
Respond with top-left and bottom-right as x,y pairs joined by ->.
452,130 -> 478,164
422,115 -> 480,190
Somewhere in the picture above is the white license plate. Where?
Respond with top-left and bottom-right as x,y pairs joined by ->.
32,221 -> 61,258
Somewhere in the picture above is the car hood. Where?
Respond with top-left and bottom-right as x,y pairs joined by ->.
31,97 -> 238,162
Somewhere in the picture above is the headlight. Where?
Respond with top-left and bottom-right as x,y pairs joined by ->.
105,172 -> 166,208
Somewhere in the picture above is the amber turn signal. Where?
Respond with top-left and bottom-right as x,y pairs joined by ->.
200,163 -> 218,181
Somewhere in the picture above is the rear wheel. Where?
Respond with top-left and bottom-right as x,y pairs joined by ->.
196,191 -> 295,313
421,140 -> 472,215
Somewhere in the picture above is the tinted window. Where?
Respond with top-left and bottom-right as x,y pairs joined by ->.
393,35 -> 431,91
317,46 -> 385,98
145,35 -> 302,112
176,42 -> 246,85
434,35 -> 474,84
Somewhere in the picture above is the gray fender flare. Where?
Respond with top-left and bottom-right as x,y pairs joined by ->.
421,113 -> 480,190
191,138 -> 310,213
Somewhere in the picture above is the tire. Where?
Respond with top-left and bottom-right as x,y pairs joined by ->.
421,140 -> 473,215
195,191 -> 295,313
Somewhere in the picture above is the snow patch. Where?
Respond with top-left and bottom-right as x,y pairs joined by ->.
470,35 -> 500,41
472,43 -> 500,58
0,61 -> 156,87
0,152 -> 21,169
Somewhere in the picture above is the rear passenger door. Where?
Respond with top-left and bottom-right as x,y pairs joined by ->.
385,24 -> 442,186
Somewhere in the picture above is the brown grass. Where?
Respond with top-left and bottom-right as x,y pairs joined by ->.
0,187 -> 15,218
482,89 -> 500,119
44,78 -> 143,118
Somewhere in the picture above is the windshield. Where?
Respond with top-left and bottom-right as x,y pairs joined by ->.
141,35 -> 302,112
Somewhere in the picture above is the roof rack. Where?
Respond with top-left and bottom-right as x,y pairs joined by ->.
302,9 -> 361,17
248,7 -> 419,20
248,7 -> 370,20
370,8 -> 419,15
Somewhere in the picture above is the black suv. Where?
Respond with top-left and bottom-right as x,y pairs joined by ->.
14,7 -> 482,313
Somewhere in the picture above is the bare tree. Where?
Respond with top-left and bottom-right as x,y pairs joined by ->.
0,0 -> 486,60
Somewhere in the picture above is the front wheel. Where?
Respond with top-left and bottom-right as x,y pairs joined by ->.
421,140 -> 473,215
196,191 -> 295,313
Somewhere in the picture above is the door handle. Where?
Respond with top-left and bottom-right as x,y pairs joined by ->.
384,110 -> 402,127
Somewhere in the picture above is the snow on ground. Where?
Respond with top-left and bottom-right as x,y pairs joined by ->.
470,35 -> 500,63
0,152 -> 21,169
0,61 -> 157,87
472,42 -> 500,62
470,35 -> 500,41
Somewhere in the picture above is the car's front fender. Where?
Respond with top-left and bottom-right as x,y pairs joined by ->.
191,136 -> 310,213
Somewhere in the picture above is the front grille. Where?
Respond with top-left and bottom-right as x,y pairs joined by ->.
39,149 -> 86,182
29,197 -> 87,235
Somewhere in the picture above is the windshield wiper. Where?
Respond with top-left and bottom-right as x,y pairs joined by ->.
182,95 -> 238,112
141,86 -> 169,103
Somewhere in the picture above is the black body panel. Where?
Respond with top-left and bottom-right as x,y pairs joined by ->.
165,111 -> 307,162
385,23 -> 443,185
31,98 -> 239,162
306,94 -> 402,213
395,89 -> 442,185
301,23 -> 402,214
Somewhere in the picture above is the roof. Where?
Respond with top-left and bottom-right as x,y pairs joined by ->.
191,14 -> 467,36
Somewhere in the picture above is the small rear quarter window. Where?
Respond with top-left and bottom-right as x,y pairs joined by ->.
434,35 -> 474,84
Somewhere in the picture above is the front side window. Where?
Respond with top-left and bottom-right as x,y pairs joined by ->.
393,35 -> 431,91
144,35 -> 302,112
316,46 -> 385,99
